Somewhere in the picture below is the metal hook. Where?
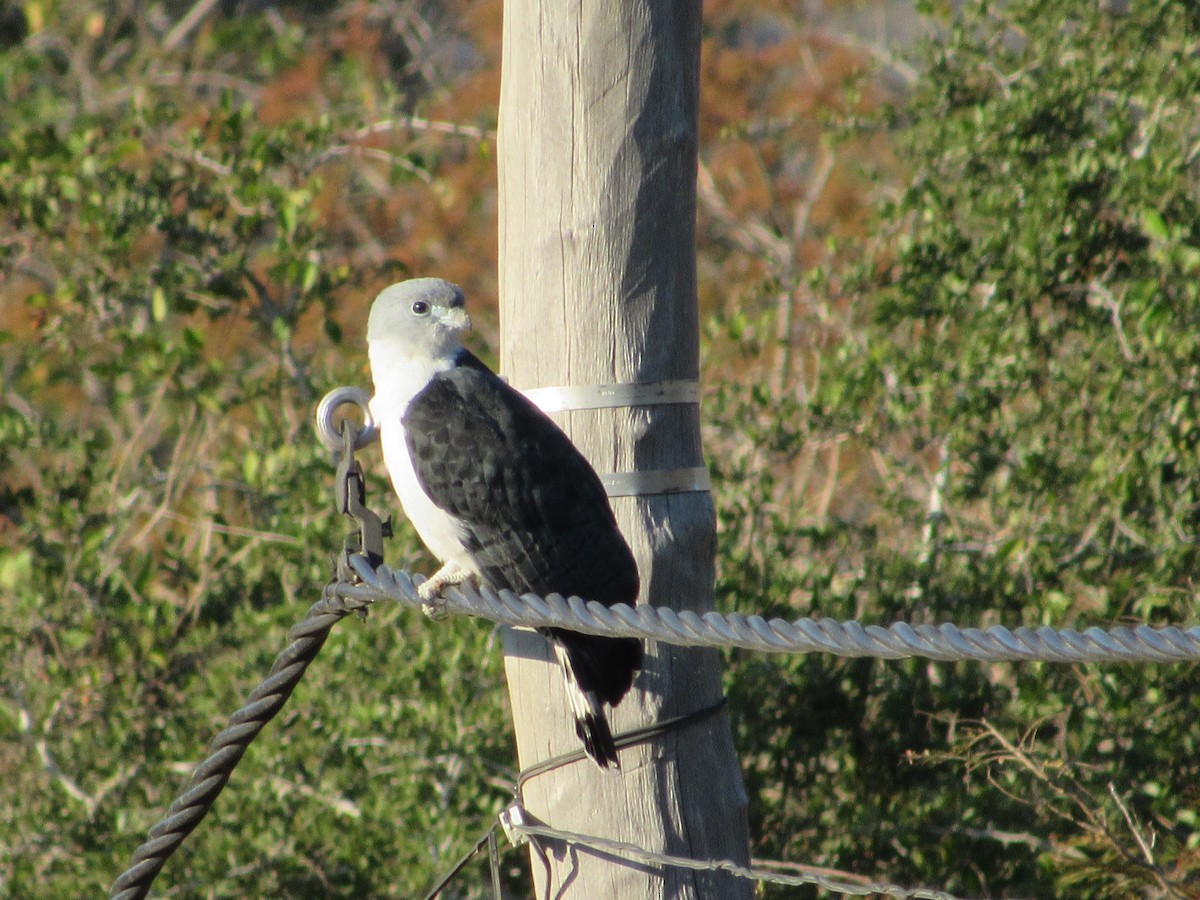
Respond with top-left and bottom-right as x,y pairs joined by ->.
320,389 -> 390,589
315,386 -> 379,452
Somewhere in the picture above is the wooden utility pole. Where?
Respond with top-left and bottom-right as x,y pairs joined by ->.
497,2 -> 752,897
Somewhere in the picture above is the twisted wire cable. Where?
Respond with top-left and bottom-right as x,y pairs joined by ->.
109,590 -> 370,900
339,556 -> 1200,665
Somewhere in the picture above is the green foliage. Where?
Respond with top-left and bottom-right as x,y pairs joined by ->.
713,0 -> 1200,896
0,3 -> 517,896
7,0 -> 1200,897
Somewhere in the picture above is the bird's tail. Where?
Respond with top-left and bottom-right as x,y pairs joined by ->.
550,637 -> 621,768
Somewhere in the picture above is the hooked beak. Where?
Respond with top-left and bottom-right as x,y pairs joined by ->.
440,307 -> 471,332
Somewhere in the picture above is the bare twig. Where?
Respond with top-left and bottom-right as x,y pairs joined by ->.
314,145 -> 432,183
906,440 -> 951,601
155,509 -> 303,546
348,117 -> 494,143
1087,281 -> 1135,361
696,159 -> 790,266
163,0 -> 221,52
805,27 -> 920,87
16,699 -> 135,820
266,775 -> 363,819
975,720 -> 1184,899
775,147 -> 836,391
1107,783 -> 1156,868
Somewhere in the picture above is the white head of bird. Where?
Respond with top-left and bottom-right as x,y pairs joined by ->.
367,278 -> 472,417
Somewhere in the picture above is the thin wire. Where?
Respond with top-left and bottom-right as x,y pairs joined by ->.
505,699 -> 959,899
509,818 -> 971,899
422,825 -> 499,900
337,557 -> 1200,666
517,697 -> 728,791
487,828 -> 502,900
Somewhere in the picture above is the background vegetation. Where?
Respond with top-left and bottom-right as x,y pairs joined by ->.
2,0 -> 1198,896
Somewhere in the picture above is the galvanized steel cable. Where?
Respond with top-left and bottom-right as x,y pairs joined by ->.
338,555 -> 1200,665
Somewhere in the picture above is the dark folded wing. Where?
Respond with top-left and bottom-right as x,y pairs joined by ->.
401,350 -> 640,607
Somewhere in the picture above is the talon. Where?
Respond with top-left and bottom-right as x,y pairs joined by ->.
417,580 -> 450,620
414,562 -> 471,620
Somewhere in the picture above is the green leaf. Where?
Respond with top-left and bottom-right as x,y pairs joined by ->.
151,286 -> 167,323
1140,208 -> 1169,240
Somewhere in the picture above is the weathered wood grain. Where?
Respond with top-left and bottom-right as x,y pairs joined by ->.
497,2 -> 752,896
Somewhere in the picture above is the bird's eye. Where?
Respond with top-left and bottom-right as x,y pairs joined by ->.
411,300 -> 430,315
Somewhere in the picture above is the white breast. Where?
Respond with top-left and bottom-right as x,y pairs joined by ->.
368,340 -> 478,574
376,419 -> 476,572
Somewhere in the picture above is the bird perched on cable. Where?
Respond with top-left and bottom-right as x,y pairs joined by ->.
366,278 -> 643,768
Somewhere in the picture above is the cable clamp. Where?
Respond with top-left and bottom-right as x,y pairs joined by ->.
520,380 -> 710,497
499,801 -> 530,847
520,379 -> 699,412
601,466 -> 711,497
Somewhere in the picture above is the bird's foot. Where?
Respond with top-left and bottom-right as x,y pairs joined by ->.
416,563 -> 471,621
417,579 -> 450,620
